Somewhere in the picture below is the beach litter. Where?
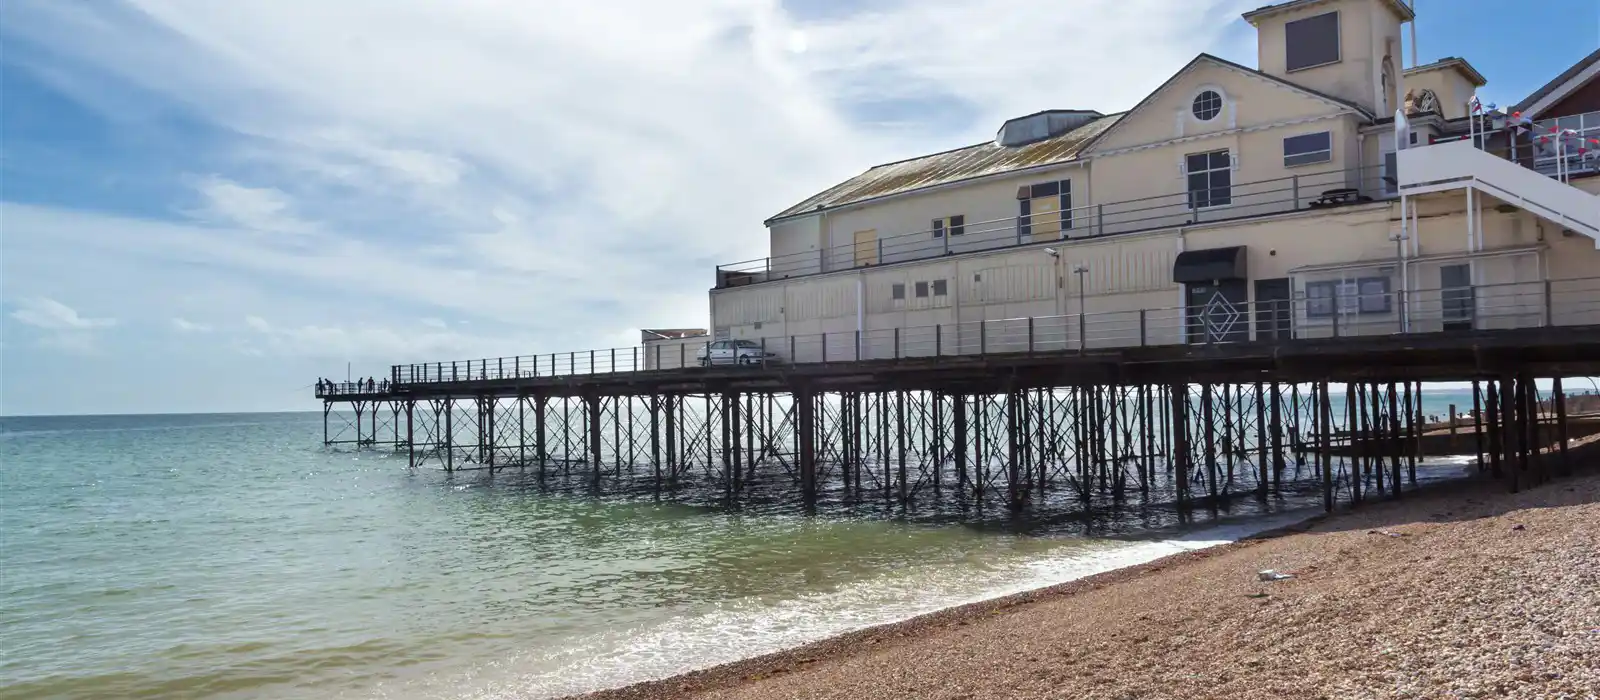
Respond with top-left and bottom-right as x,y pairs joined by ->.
1367,529 -> 1408,538
1257,569 -> 1295,582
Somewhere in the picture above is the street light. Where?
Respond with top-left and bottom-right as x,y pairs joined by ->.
1388,230 -> 1410,332
1072,263 -> 1089,350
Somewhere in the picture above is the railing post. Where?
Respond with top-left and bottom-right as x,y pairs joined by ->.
632,347 -> 638,372
1332,312 -> 1340,338
876,238 -> 884,264
789,335 -> 796,364
1078,311 -> 1087,352
1097,203 -> 1105,236
1544,280 -> 1553,326
855,330 -> 862,361
980,320 -> 987,356
569,352 -> 576,374
1027,317 -> 1035,352
818,249 -> 825,273
935,324 -> 942,358
1139,309 -> 1147,346
610,348 -> 616,373
943,231 -> 950,256
894,327 -> 901,359
760,337 -> 767,366
679,344 -> 685,369
589,349 -> 596,373
821,333 -> 828,363
452,361 -> 458,381
1398,289 -> 1408,333
1292,174 -> 1300,209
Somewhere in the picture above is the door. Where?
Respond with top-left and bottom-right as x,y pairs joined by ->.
1186,279 -> 1249,344
853,229 -> 878,267
1440,264 -> 1474,332
1254,277 -> 1292,340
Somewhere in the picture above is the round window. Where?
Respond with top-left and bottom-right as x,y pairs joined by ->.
1192,90 -> 1223,121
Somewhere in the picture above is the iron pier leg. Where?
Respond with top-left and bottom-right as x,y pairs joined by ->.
797,389 -> 817,503
1554,377 -> 1571,477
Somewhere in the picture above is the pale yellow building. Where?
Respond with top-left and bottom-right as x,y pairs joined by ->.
699,0 -> 1600,364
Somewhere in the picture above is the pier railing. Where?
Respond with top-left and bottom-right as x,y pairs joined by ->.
383,276 -> 1600,386
716,163 -> 1392,287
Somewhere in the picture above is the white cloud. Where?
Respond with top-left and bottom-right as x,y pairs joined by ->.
7,297 -> 117,355
171,317 -> 213,333
10,297 -> 116,330
186,175 -> 316,235
241,313 -> 530,362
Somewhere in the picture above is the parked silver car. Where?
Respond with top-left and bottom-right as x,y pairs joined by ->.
696,339 -> 778,367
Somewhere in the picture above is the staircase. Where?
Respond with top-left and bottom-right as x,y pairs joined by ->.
1396,139 -> 1599,248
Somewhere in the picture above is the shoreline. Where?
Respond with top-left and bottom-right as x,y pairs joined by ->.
567,510 -> 1331,700
571,458 -> 1599,700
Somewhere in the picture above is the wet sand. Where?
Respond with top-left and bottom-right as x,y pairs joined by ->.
575,457 -> 1600,700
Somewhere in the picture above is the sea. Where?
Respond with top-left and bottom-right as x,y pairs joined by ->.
0,388 -> 1481,699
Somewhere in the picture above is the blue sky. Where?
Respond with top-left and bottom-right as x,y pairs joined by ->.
2,0 -> 1597,415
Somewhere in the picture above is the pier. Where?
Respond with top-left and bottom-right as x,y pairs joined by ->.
316,278 -> 1600,516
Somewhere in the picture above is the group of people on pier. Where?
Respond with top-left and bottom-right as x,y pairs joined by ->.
316,377 -> 389,395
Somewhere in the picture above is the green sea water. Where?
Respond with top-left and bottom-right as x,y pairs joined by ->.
0,398 -> 1477,699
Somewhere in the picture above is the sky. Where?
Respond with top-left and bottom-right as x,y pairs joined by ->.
2,0 -> 1597,416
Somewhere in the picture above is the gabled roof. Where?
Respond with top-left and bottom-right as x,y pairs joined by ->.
1514,48 -> 1600,118
765,115 -> 1119,224
1404,57 -> 1487,87
1080,53 -> 1372,155
1242,0 -> 1414,23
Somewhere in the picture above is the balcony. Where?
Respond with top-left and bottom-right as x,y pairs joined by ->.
385,276 -> 1600,385
1438,108 -> 1600,180
716,164 -> 1392,289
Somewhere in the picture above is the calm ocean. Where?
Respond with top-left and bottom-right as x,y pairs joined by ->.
1,390 -> 1477,699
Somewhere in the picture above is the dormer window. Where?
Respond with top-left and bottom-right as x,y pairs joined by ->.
1192,90 -> 1223,121
1285,12 -> 1341,72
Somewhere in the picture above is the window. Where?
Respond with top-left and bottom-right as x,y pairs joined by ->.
1383,151 -> 1398,195
915,281 -> 930,298
1018,179 -> 1072,238
1283,131 -> 1332,167
1192,90 -> 1223,121
891,283 -> 906,300
1285,11 -> 1340,71
1305,277 -> 1391,317
932,215 -> 965,238
1186,150 -> 1232,209
932,279 -> 948,296
1357,277 -> 1391,314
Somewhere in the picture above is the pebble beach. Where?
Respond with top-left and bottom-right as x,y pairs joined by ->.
576,457 -> 1600,700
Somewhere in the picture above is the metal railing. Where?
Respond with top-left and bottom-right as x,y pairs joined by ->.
315,380 -> 393,397
1436,108 -> 1600,180
716,163 -> 1392,287
381,276 -> 1600,387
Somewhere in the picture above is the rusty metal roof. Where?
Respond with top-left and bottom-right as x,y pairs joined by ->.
767,114 -> 1122,224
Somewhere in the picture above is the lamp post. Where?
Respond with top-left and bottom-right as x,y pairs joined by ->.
1073,263 -> 1089,350
1389,230 -> 1410,332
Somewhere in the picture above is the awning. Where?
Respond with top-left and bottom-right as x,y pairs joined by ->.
1173,246 -> 1248,283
